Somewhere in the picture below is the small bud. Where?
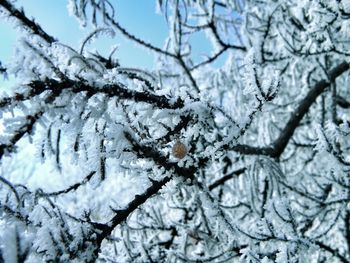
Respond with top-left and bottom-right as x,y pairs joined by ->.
172,141 -> 187,159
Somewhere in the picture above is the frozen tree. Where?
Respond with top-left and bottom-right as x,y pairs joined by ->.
0,0 -> 350,262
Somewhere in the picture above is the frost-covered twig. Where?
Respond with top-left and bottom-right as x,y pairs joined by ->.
0,0 -> 56,44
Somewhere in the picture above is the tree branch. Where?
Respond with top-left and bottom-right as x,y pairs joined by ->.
315,241 -> 350,263
208,167 -> 246,190
0,111 -> 43,159
337,96 -> 350,108
27,78 -> 184,110
90,2 -> 175,59
272,61 -> 349,157
0,84 -> 47,109
93,131 -> 196,252
231,61 -> 349,158
0,0 -> 56,44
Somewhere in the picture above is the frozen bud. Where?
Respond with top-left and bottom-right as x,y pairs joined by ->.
172,141 -> 187,159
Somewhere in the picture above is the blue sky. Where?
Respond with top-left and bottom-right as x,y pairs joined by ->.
0,0 -> 169,89
0,1 -> 214,90
0,0 -> 168,68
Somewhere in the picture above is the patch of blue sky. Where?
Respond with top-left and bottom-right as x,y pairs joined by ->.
0,1 -> 219,90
